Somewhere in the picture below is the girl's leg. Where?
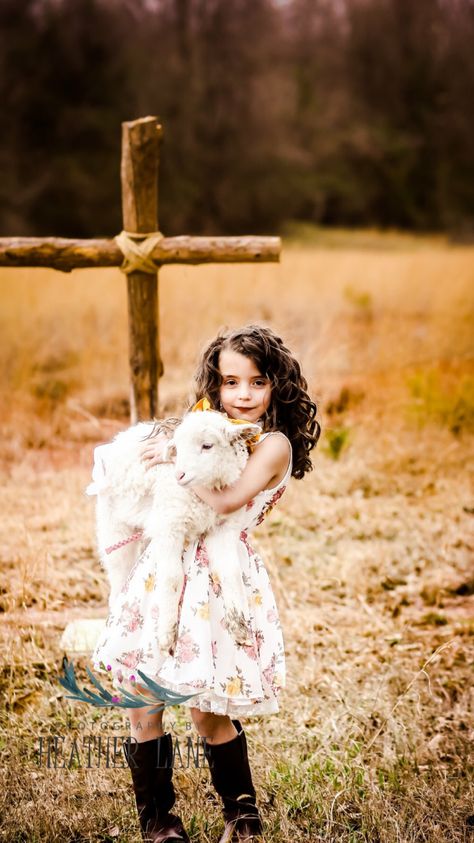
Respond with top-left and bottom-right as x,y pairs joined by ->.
189,708 -> 238,744
126,681 -> 165,742
190,707 -> 262,841
123,682 -> 189,842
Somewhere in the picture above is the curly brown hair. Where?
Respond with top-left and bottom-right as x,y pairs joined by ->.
192,325 -> 321,479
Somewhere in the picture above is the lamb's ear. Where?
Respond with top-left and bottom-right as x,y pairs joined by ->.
163,438 -> 177,461
225,421 -> 262,447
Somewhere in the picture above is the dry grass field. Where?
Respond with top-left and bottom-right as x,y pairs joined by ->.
0,229 -> 473,842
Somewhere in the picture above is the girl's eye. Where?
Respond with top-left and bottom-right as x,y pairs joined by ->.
202,443 -> 214,451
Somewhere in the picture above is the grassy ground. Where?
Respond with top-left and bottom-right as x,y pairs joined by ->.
0,229 -> 473,841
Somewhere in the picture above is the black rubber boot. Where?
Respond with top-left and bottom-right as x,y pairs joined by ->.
203,719 -> 263,842
123,733 -> 190,843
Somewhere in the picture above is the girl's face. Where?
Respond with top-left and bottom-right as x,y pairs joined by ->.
218,349 -> 272,423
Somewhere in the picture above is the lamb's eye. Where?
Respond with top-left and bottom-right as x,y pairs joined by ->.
202,443 -> 214,451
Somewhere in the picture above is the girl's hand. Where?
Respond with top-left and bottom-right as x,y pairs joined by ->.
140,432 -> 173,468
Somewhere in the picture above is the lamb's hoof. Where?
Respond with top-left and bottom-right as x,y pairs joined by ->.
237,635 -> 254,648
235,627 -> 253,647
158,624 -> 178,658
224,608 -> 252,646
157,642 -> 175,659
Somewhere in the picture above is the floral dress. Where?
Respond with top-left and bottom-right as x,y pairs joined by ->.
91,431 -> 292,717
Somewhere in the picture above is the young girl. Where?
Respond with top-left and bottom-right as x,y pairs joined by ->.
91,324 -> 320,843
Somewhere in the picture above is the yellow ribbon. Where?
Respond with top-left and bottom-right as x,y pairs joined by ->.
190,397 -> 261,451
191,397 -> 212,413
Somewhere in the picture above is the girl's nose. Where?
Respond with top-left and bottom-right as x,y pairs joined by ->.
238,383 -> 251,399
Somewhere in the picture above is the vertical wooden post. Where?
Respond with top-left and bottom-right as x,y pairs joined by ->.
121,116 -> 163,422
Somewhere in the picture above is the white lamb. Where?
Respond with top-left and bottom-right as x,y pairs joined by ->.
86,410 -> 261,656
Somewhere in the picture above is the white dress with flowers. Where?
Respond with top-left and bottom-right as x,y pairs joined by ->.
91,432 -> 292,717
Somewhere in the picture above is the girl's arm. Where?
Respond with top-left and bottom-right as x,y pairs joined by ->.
193,434 -> 290,515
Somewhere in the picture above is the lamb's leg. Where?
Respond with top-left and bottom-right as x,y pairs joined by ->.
147,532 -> 186,657
205,528 -> 252,646
104,539 -> 143,610
96,493 -> 141,609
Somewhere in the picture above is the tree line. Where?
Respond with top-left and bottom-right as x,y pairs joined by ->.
1,0 -> 473,237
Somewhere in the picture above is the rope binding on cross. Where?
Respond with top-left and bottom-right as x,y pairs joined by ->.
114,229 -> 164,275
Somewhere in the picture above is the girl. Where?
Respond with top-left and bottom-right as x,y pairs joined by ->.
91,324 -> 320,843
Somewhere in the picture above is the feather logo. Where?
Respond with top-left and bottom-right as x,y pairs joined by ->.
58,657 -> 199,713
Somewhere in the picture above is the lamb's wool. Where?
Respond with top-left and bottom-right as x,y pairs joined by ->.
86,411 -> 261,655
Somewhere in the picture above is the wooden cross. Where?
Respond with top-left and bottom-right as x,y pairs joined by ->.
0,116 -> 280,422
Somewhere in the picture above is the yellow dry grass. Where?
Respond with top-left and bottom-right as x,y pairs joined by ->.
0,229 -> 473,841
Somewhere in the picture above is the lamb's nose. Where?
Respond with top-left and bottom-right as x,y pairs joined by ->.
176,470 -> 186,482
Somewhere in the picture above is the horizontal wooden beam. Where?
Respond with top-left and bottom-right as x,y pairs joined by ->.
0,235 -> 281,272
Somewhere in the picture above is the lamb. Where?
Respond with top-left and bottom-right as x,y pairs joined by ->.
86,410 -> 261,656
